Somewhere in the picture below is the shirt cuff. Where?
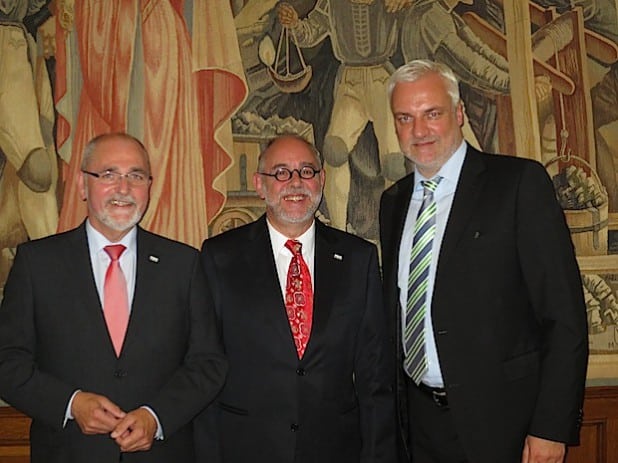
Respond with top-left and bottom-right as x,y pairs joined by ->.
141,406 -> 164,440
63,389 -> 81,427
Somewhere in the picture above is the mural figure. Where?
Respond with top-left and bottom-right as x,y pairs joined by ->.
0,0 -> 58,290
54,0 -> 246,249
277,0 -> 408,231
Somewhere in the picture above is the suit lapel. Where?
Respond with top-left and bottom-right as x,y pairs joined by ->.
67,223 -> 118,355
384,174 -> 415,281
305,221 -> 338,358
247,217 -> 301,356
437,148 -> 486,270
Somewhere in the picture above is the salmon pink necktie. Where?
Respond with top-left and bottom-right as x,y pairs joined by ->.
103,244 -> 129,357
284,240 -> 313,358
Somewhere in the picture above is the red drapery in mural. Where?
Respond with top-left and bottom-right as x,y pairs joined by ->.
55,0 -> 246,248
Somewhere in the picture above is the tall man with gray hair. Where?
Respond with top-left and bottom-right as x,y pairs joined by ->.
380,60 -> 588,463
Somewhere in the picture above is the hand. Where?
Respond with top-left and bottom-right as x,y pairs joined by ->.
277,2 -> 299,27
71,391 -> 125,435
522,435 -> 566,463
111,408 -> 157,453
37,17 -> 56,58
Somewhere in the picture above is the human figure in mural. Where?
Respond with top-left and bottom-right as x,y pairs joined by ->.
54,0 -> 246,249
0,0 -> 58,289
0,133 -> 227,462
277,0 -> 409,232
194,134 -> 396,462
400,0 -> 509,152
380,60 -> 588,463
472,0 -> 618,213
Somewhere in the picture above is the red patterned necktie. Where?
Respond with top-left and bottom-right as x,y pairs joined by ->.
103,244 -> 129,357
284,240 -> 313,358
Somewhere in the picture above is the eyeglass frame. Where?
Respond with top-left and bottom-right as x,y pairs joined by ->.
81,169 -> 152,186
257,166 -> 322,182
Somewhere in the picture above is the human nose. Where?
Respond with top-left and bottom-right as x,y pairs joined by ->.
412,118 -> 429,139
288,169 -> 304,185
115,174 -> 131,192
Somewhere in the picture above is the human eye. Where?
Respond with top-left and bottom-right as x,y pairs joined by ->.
300,166 -> 316,178
274,168 -> 292,181
427,110 -> 442,120
99,171 -> 118,182
395,114 -> 411,124
128,172 -> 147,183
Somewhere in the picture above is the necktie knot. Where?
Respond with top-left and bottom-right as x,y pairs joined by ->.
421,176 -> 442,194
285,239 -> 302,256
104,244 -> 126,261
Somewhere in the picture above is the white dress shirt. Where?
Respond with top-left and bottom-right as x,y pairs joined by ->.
86,221 -> 137,310
398,141 -> 467,387
266,219 -> 316,299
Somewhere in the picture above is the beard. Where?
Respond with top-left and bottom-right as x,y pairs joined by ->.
264,185 -> 322,225
98,194 -> 144,232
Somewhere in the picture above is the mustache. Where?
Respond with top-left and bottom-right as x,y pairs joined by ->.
106,194 -> 137,206
279,186 -> 312,197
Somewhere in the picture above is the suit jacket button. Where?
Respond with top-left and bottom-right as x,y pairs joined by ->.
114,369 -> 126,378
296,368 -> 305,376
290,423 -> 299,432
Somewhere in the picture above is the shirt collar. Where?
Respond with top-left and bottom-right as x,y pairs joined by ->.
414,140 -> 467,190
266,219 -> 316,258
85,220 -> 138,256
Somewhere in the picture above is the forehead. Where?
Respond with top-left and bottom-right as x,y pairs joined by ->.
391,73 -> 450,109
88,137 -> 149,170
263,137 -> 319,167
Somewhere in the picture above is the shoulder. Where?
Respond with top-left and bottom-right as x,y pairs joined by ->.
137,227 -> 200,261
16,226 -> 83,255
469,149 -> 551,185
473,149 -> 546,172
317,221 -> 377,254
201,219 -> 260,252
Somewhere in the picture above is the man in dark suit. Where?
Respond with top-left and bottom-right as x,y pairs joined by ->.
0,133 -> 227,462
195,134 -> 397,462
379,60 -> 588,463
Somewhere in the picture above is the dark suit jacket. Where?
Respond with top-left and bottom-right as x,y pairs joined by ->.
195,217 -> 397,463
380,147 -> 588,463
0,224 -> 227,463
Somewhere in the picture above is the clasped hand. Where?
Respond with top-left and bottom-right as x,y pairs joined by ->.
71,391 -> 157,452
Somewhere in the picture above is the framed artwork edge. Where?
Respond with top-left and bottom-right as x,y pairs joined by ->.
577,255 -> 618,383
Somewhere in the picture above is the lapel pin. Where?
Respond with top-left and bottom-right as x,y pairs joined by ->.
149,255 -> 159,263
333,253 -> 343,261
473,231 -> 481,239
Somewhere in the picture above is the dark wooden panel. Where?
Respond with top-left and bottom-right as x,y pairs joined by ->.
0,386 -> 616,462
0,407 -> 30,463
567,386 -> 618,463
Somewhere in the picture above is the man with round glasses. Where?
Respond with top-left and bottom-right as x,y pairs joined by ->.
0,132 -> 227,462
195,134 -> 397,462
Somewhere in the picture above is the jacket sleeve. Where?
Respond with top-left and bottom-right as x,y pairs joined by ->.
516,161 -> 588,444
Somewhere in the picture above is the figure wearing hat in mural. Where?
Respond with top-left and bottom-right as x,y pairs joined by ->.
0,0 -> 58,292
277,0 -> 410,232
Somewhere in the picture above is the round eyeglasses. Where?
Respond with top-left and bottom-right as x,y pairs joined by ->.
82,170 -> 152,186
257,166 -> 321,182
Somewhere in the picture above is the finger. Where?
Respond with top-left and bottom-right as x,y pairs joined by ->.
98,397 -> 126,420
110,414 -> 135,440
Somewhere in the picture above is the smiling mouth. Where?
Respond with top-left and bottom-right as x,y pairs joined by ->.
284,194 -> 306,202
109,199 -> 135,207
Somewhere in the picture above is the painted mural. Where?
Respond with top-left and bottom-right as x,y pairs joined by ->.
1,0 -> 617,376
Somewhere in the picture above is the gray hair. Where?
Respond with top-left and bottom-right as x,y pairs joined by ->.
257,134 -> 323,171
387,59 -> 461,109
81,132 -> 151,172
